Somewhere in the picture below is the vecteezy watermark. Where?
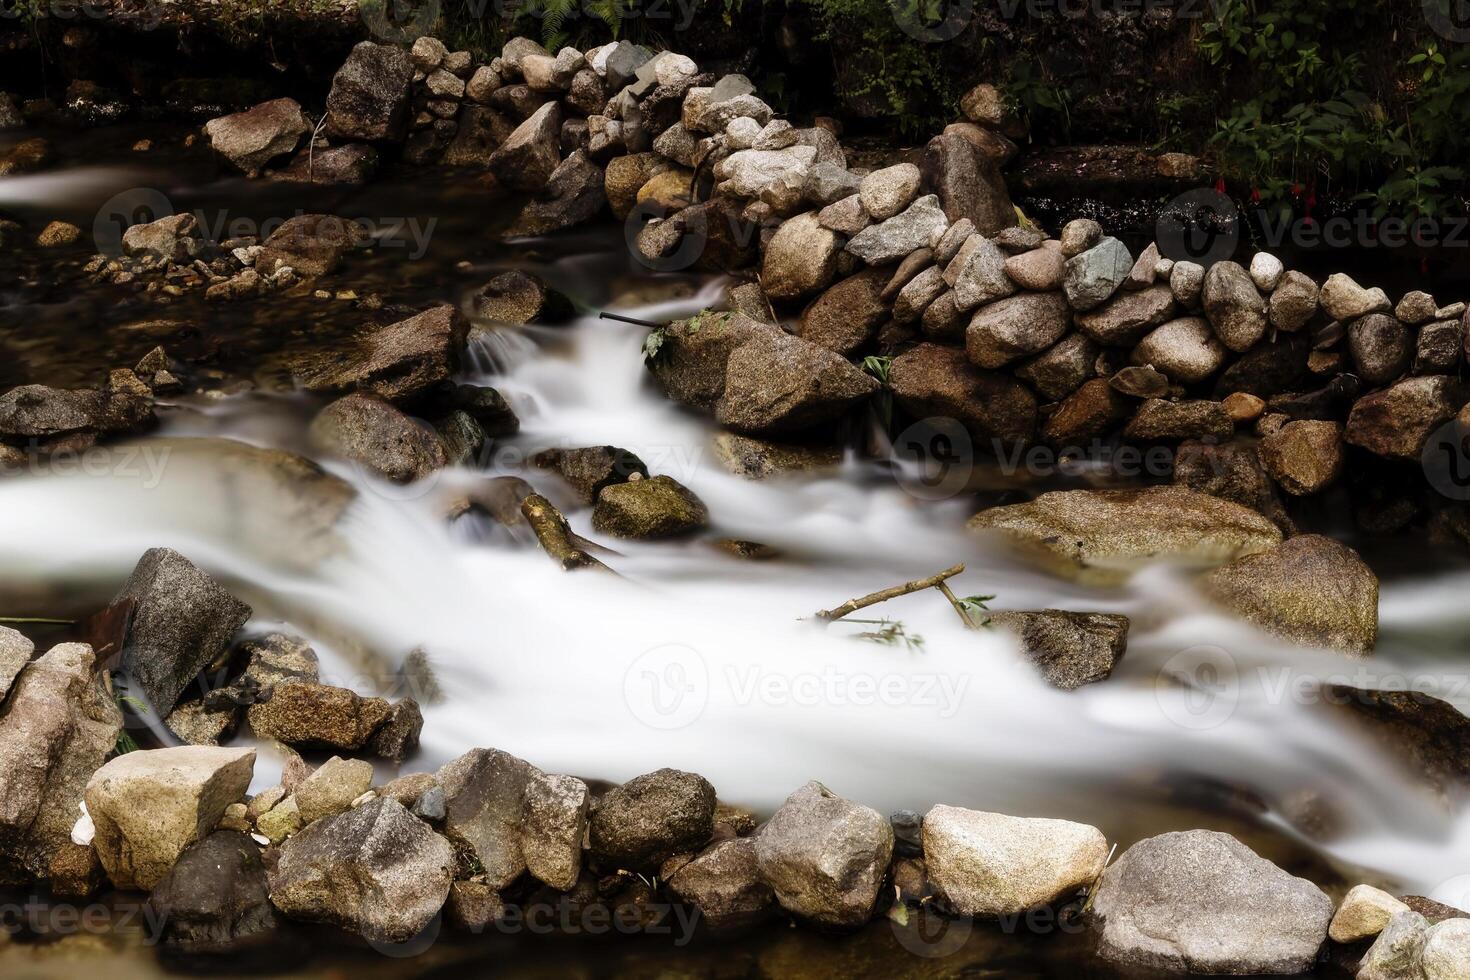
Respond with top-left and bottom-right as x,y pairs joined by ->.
1156,187 -> 1241,267
1425,0 -> 1470,42
0,0 -> 164,29
890,898 -> 1087,958
1423,418 -> 1470,501
890,0 -> 974,42
623,645 -> 972,730
0,443 -> 172,485
1,894 -> 168,943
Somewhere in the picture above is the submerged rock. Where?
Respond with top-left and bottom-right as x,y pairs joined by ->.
1092,830 -> 1333,975
987,610 -> 1129,689
588,768 -> 717,870
592,475 -> 709,539
254,213 -> 368,277
710,432 -> 842,479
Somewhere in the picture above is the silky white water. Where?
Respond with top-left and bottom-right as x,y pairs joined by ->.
0,225 -> 1468,904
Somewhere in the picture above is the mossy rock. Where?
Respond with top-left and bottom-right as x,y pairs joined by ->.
592,476 -> 709,540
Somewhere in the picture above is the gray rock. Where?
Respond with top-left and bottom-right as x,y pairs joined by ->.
845,195 -> 949,266
804,161 -> 863,207
987,610 -> 1129,689
890,344 -> 1037,449
1063,237 -> 1131,311
1269,270 -> 1319,331
1202,261 -> 1267,352
816,194 -> 870,236
1093,830 -> 1333,975
1125,241 -> 1161,290
1075,284 -> 1177,346
1421,917 -> 1470,979
486,102 -> 562,193
1016,333 -> 1098,400
324,42 -> 415,142
1169,260 -> 1205,307
521,771 -> 589,891
667,836 -> 774,929
1349,313 -> 1412,385
0,377 -> 153,443
1397,290 -> 1439,325
295,304 -> 466,402
592,475 -> 709,539
761,212 -> 841,301
147,831 -> 276,952
944,234 -> 1015,311
588,768 -> 716,870
1249,251 -> 1285,291
203,98 -> 309,177
714,330 -> 879,435
754,781 -> 893,928
858,163 -> 921,221
1131,316 -> 1224,383
268,796 -> 453,943
0,626 -> 33,702
893,266 -> 946,323
714,146 -> 816,213
647,311 -> 776,411
308,394 -> 447,483
966,292 -> 1071,369
436,748 -> 534,888
122,213 -> 201,263
1414,319 -> 1464,374
1358,911 -> 1430,980
920,132 -> 1015,236
367,698 -> 422,763
1059,219 -> 1102,257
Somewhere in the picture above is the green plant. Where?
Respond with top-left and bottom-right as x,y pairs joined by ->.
958,594 -> 994,628
844,617 -> 925,652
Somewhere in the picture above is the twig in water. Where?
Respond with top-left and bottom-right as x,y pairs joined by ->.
814,564 -> 977,629
599,311 -> 665,328
1079,842 -> 1118,917
520,494 -> 614,573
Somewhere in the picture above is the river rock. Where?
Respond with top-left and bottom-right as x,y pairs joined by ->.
588,768 -> 716,870
508,150 -> 606,236
1059,219 -> 1102,257
0,644 -> 121,882
437,748 -> 534,887
889,343 -> 1037,448
309,394 -> 448,483
1123,398 -> 1233,442
254,212 -> 368,276
1062,237 -> 1131,312
648,311 -> 775,410
667,836 -> 774,929
0,377 -> 153,443
1016,333 -> 1098,400
1414,319 -> 1464,374
268,796 -> 453,943
295,756 -> 374,825
324,42 -> 414,142
1202,534 -> 1378,654
246,682 -> 393,752
858,163 -> 921,221
754,781 -> 893,928
1321,272 -> 1392,322
122,213 -> 201,263
1202,260 -> 1267,352
1174,440 -> 1292,533
1331,884 -> 1411,943
944,233 -> 1015,310
987,610 -> 1129,689
923,805 -> 1106,916
1093,830 -> 1333,975
965,291 -> 1070,368
816,194 -> 870,235
1042,378 -> 1132,445
800,267 -> 888,356
1259,419 -> 1344,495
0,627 -> 30,701
1076,284 -> 1177,346
146,830 -> 276,951
486,102 -> 562,193
1270,270 -> 1320,331
1358,911 -> 1430,980
368,698 -> 422,763
893,266 -> 947,323
203,98 -> 309,177
715,330 -> 879,435
920,132 -> 1015,236
1422,918 -> 1470,979
1004,241 -> 1066,291
1349,313 -> 1412,385
710,432 -> 842,479
846,195 -> 949,266
298,304 -> 466,402
592,475 -> 709,539
922,285 -> 964,339
1132,316 -> 1224,383
521,771 -> 589,890
112,547 -> 251,718
532,445 -> 648,504
968,486 -> 1282,584
86,746 -> 255,890
472,270 -> 570,326
1346,375 -> 1470,460
761,211 -> 841,301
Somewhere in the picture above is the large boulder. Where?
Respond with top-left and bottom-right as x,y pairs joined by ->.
588,768 -> 716,870
1202,260 -> 1268,352
324,42 -> 415,142
85,746 -> 256,890
987,610 -> 1129,689
1092,830 -> 1333,975
1346,375 -> 1469,460
920,132 -> 1015,236
922,805 -> 1107,916
800,268 -> 889,357
203,98 -> 309,177
888,343 -> 1037,449
0,644 -> 121,882
113,548 -> 251,718
761,212 -> 841,302
968,487 -> 1283,584
714,330 -> 878,435
1202,534 -> 1378,654
0,377 -> 153,444
147,831 -> 277,952
845,195 -> 949,266
667,836 -> 774,930
591,475 -> 709,539
754,781 -> 893,928
268,796 -> 453,942
308,394 -> 448,483
295,304 -> 466,403
486,101 -> 562,193
966,292 -> 1071,368
648,311 -> 776,411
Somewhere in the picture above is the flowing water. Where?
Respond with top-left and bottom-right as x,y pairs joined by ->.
3,125 -> 1470,976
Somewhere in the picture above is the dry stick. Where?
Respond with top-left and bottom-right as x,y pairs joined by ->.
814,564 -> 972,628
933,580 -> 981,630
520,494 -> 614,574
753,272 -> 780,325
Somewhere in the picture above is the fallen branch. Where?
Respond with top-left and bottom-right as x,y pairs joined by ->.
815,564 -> 975,628
520,494 -> 613,573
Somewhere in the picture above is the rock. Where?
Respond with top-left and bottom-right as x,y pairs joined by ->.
166,698 -> 238,746
254,212 -> 368,277
1094,831 -> 1332,974
436,748 -> 535,887
246,682 -> 393,752
1169,260 -> 1205,307
1109,364 -> 1169,399
1249,252 -> 1284,291
532,445 -> 648,504
1173,440 -> 1291,533
0,92 -> 21,130
203,98 -> 309,176
966,292 -> 1070,368
711,432 -> 840,480
1270,270 -> 1320,331
295,756 -> 374,825
1076,284 -> 1177,346
1132,316 -> 1224,383
761,212 -> 841,301
486,102 -> 562,193
0,644 -> 121,881
648,311 -> 775,411
147,831 -> 276,951
944,234 -> 1015,311
410,36 -> 447,70
1397,290 -> 1439,325
472,270 -> 570,325
1349,313 -> 1412,385
85,746 -> 255,890
324,42 -> 414,142
1059,219 -> 1102,258
858,163 -> 921,221
1423,918 -> 1470,979
1223,391 -> 1266,421
1330,884 -> 1411,943
893,266 -> 947,324
1202,261 -> 1268,352
1063,237 -> 1131,312
987,610 -> 1129,690
309,394 -> 447,483
804,161 -> 862,207
0,626 -> 32,701
922,805 -> 1106,916
715,330 -> 879,435
668,836 -> 773,929
503,36 -> 552,75
588,768 -> 716,870
1358,911 -> 1430,980
521,771 -> 590,890
845,195 -> 949,266
1016,334 -> 1098,400
508,150 -> 605,236
1321,272 -> 1392,322
268,796 -> 453,943
297,304 -> 466,402
1043,378 -> 1131,446
889,343 -> 1037,448
36,221 -> 80,248
1414,319 -> 1464,374
920,133 -> 1014,235
0,136 -> 51,177
754,781 -> 893,928
1346,375 -> 1470,460
122,213 -> 200,263
256,796 -> 302,844
112,548 -> 251,718
817,194 -> 870,236
882,249 -> 936,301
1124,398 -> 1233,442
1202,534 -> 1378,654
969,486 -> 1282,584
592,475 -> 709,539
800,268 -> 888,356
1004,241 -> 1066,291
1259,420 -> 1344,495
